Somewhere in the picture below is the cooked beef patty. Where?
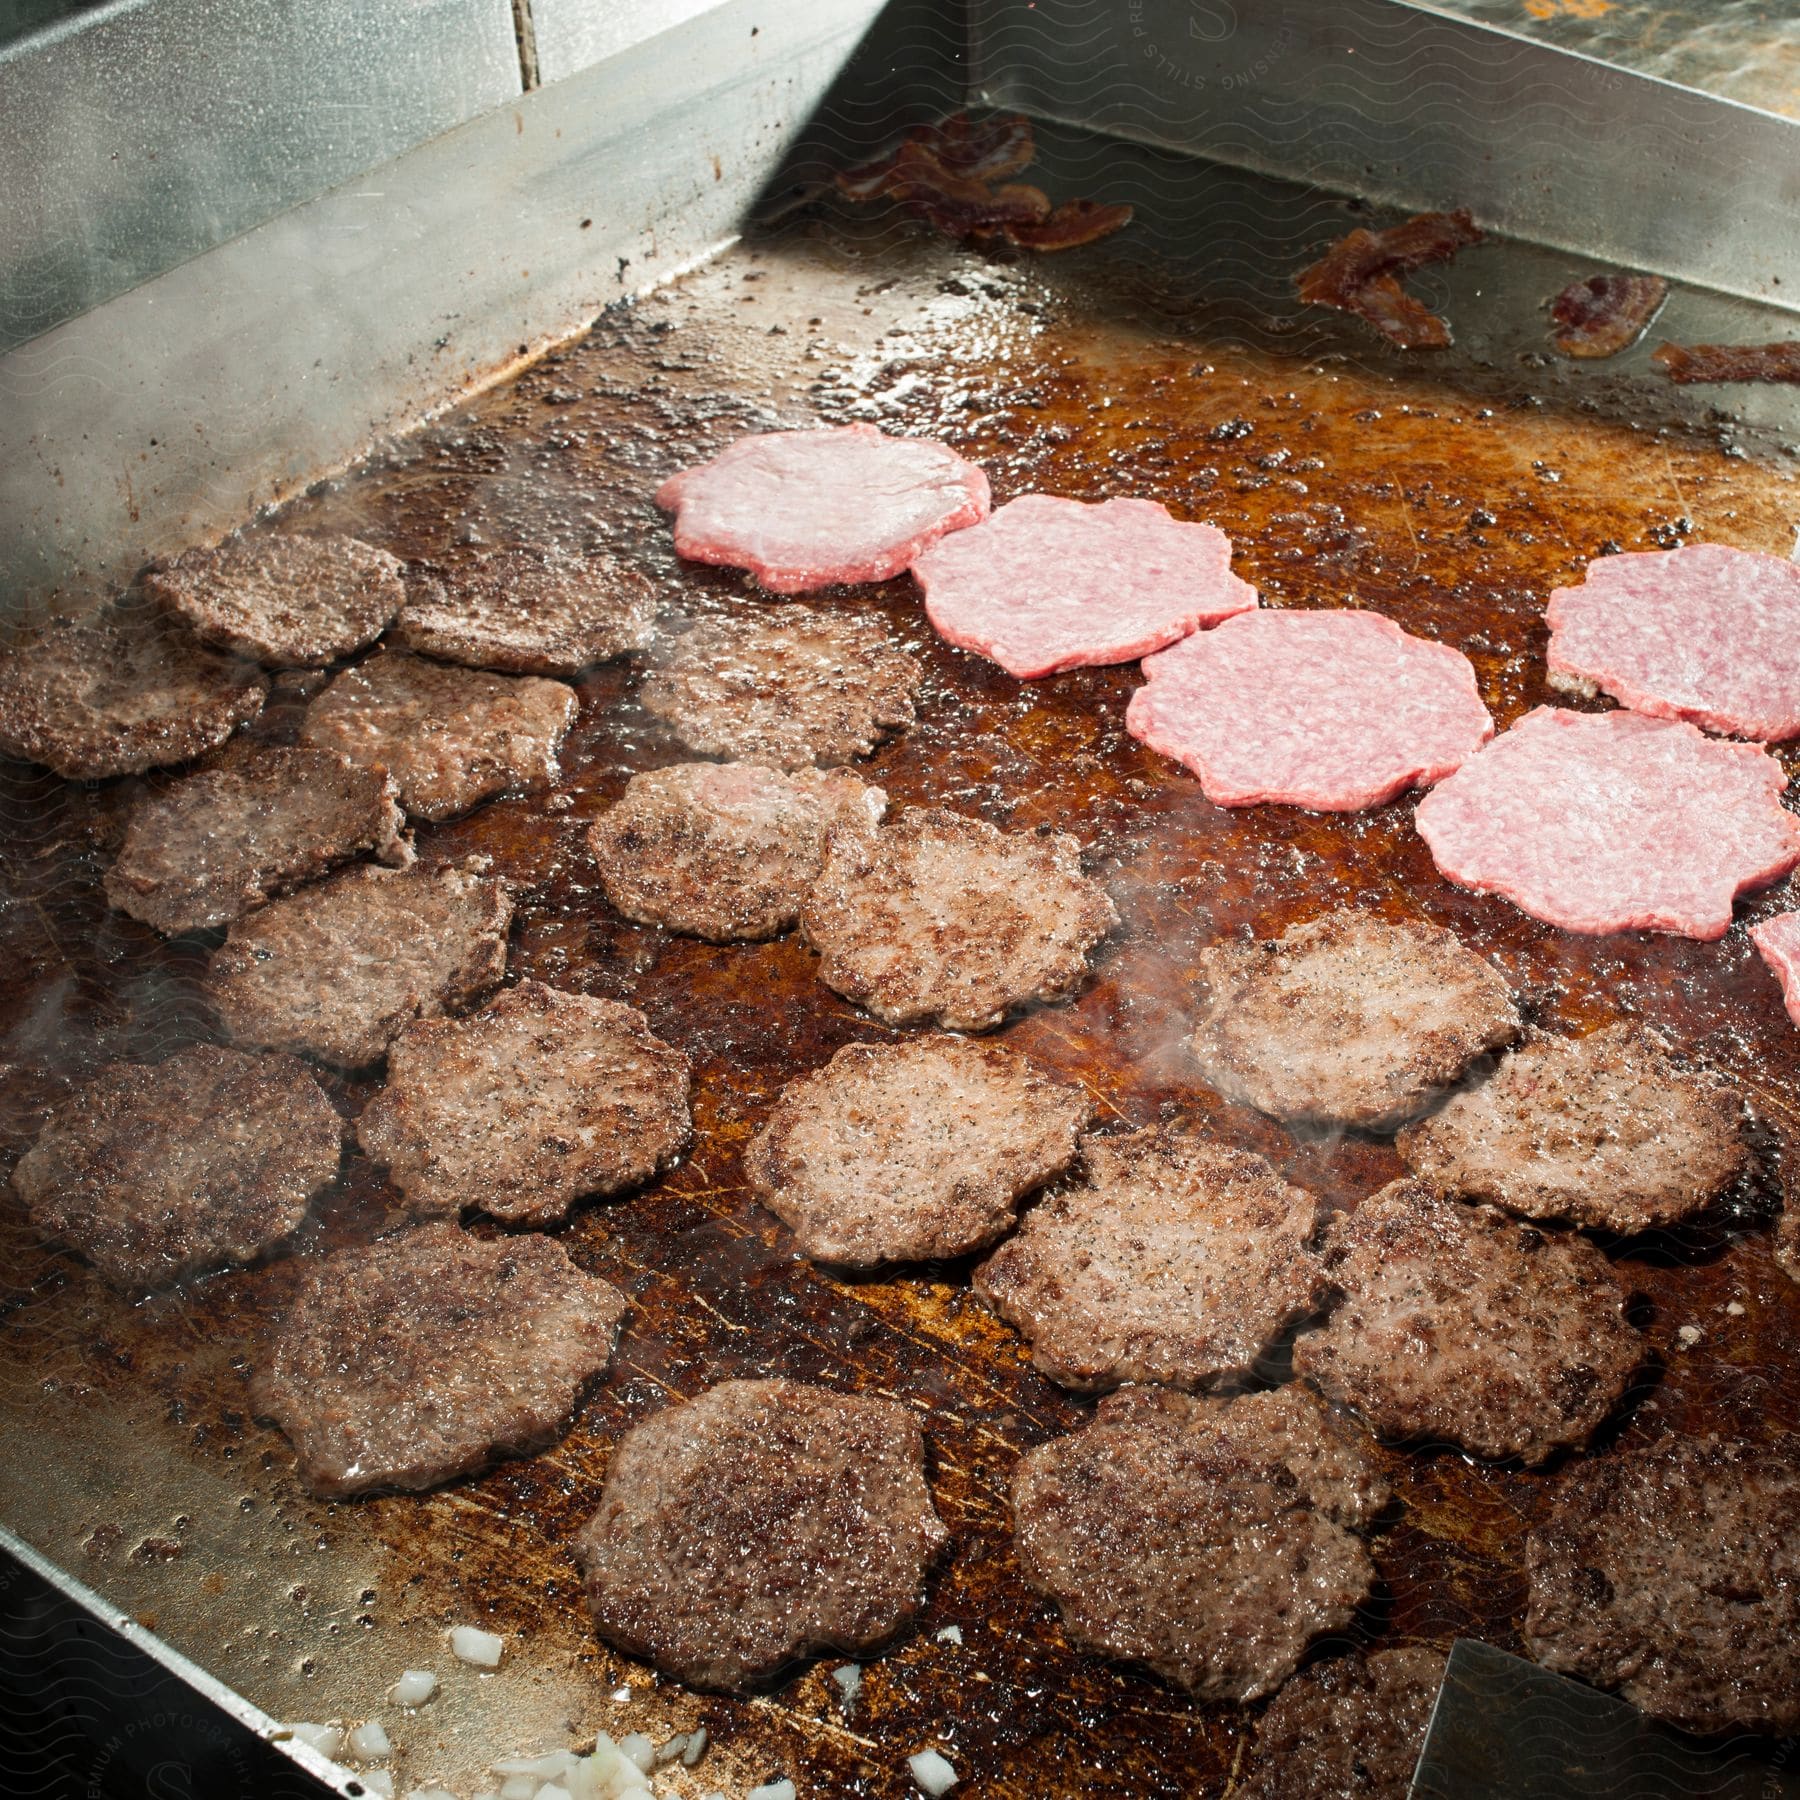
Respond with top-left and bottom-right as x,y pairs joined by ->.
975,1128 -> 1325,1390
0,604 -> 267,779
143,532 -> 406,666
252,1223 -> 628,1498
357,980 -> 691,1226
1397,1022 -> 1747,1232
801,806 -> 1117,1031
205,862 -> 512,1067
1238,1647 -> 1445,1800
746,1035 -> 1091,1266
1011,1385 -> 1388,1701
104,747 -> 411,935
1190,913 -> 1520,1131
1293,1179 -> 1640,1464
1524,1431 -> 1800,1734
12,1046 -> 341,1293
299,649 -> 577,822
588,761 -> 885,942
576,1378 -> 947,1691
638,609 -> 922,769
393,545 -> 658,675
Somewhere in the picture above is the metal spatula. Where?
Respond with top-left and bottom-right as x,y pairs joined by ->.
1410,1640 -> 1800,1799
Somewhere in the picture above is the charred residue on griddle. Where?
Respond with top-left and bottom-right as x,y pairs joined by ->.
1,210 -> 1799,1795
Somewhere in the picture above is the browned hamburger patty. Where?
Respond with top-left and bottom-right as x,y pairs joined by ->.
298,649 -> 578,822
252,1222 -> 629,1498
1237,1646 -> 1445,1800
142,532 -> 406,666
588,761 -> 885,943
1189,913 -> 1520,1131
1523,1431 -> 1800,1734
974,1128 -> 1326,1390
205,861 -> 512,1067
638,608 -> 922,769
801,806 -> 1118,1031
1397,1022 -> 1748,1233
104,747 -> 411,935
392,545 -> 658,675
745,1036 -> 1092,1266
11,1046 -> 341,1293
1011,1384 -> 1389,1702
1293,1179 -> 1640,1464
0,604 -> 267,779
357,980 -> 691,1226
575,1377 -> 947,1692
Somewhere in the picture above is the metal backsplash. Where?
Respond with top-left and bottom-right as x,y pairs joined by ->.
0,0 -> 523,353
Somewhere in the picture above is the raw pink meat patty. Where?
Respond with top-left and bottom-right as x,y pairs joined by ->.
1546,544 -> 1800,742
910,494 -> 1256,678
654,424 -> 990,594
1415,706 -> 1800,939
1125,608 -> 1492,810
1751,912 -> 1800,1027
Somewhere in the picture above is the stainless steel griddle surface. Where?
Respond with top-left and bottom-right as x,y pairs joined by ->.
3,125 -> 1799,1797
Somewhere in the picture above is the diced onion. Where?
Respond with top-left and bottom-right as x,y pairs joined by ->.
286,1722 -> 344,1760
748,1781 -> 797,1800
831,1663 -> 863,1709
348,1720 -> 392,1761
909,1749 -> 959,1797
393,1669 -> 439,1707
451,1625 -> 506,1667
616,1732 -> 655,1773
362,1774 -> 395,1800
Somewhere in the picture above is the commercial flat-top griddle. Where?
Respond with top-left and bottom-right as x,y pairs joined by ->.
4,5 -> 1800,1796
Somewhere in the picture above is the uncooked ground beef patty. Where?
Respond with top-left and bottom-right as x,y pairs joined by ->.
745,1036 -> 1092,1266
12,1046 -> 341,1293
911,493 -> 1257,678
1414,706 -> 1800,939
1750,909 -> 1800,1028
104,747 -> 411,935
974,1128 -> 1325,1389
1546,543 -> 1800,742
393,545 -> 658,675
1238,1647 -> 1445,1800
300,649 -> 577,821
802,806 -> 1118,1031
1126,608 -> 1492,810
143,532 -> 406,666
252,1223 -> 628,1497
1189,913 -> 1519,1131
1294,1180 -> 1640,1463
1397,1022 -> 1747,1233
1011,1385 -> 1388,1701
205,862 -> 512,1067
588,761 -> 885,942
576,1378 -> 947,1691
0,604 -> 266,779
1524,1432 -> 1800,1734
639,608 -> 922,770
357,980 -> 691,1225
655,423 -> 990,593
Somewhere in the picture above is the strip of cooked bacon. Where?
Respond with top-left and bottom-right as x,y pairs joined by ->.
1006,198 -> 1135,252
1295,209 -> 1483,349
1550,273 -> 1667,359
835,111 -> 1035,199
1654,340 -> 1800,384
876,144 -> 1051,238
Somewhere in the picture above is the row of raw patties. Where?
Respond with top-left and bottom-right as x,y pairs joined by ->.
15,911 -> 1795,1739
658,423 -> 1800,956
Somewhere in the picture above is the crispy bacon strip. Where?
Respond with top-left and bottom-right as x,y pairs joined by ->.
1005,198 -> 1135,252
836,111 -> 1036,200
1653,340 -> 1800,384
1295,209 -> 1483,349
1550,273 -> 1667,359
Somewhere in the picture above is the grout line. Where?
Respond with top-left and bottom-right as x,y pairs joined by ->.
510,0 -> 541,92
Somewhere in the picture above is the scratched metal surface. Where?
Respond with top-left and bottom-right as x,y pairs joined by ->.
3,128 -> 1800,1798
